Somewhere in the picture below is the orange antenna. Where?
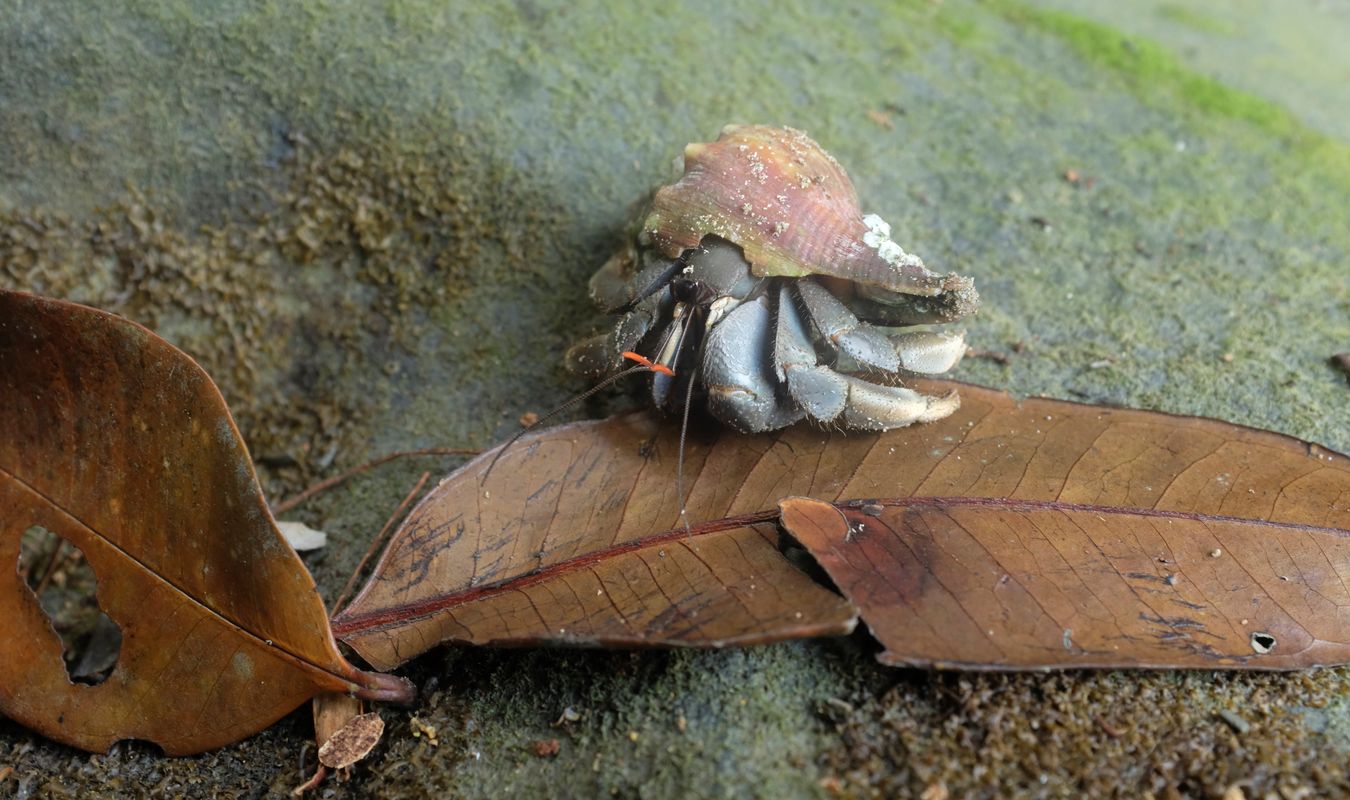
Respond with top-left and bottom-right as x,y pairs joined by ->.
622,351 -> 675,376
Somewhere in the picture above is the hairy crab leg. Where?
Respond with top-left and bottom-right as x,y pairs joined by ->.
773,284 -> 848,424
843,281 -> 979,326
794,279 -> 901,372
701,296 -> 805,433
889,330 -> 967,374
838,379 -> 960,431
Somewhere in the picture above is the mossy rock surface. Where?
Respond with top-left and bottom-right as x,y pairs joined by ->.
1,1 -> 1347,797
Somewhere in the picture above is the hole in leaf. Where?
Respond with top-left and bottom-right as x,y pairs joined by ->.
17,525 -> 122,684
775,527 -> 843,596
105,739 -> 166,759
1250,631 -> 1276,654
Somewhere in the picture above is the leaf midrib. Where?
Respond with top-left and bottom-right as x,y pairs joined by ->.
0,464 -> 358,691
330,494 -> 1350,639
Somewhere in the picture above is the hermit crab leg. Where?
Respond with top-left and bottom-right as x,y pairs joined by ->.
772,284 -> 848,423
794,279 -> 900,373
701,296 -> 805,433
564,331 -> 615,378
589,248 -> 688,313
586,246 -> 641,311
773,284 -> 962,429
838,379 -> 960,431
607,287 -> 673,366
889,330 -> 967,375
565,284 -> 676,378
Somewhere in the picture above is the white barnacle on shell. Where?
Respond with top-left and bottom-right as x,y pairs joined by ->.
862,213 -> 892,244
862,213 -> 926,274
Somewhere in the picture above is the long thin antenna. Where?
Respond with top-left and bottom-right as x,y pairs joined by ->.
481,362 -> 653,484
675,358 -> 701,535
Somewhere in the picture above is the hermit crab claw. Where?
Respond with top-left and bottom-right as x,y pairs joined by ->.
568,124 -> 981,435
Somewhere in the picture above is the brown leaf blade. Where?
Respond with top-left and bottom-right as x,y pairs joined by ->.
780,496 -> 1350,670
335,380 -> 1350,670
0,290 -> 410,755
335,513 -> 857,671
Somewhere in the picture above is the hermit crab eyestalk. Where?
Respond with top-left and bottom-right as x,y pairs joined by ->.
567,124 -> 980,434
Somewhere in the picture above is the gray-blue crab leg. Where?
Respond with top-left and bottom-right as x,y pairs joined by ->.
776,284 -> 962,429
564,332 -> 614,378
589,245 -> 686,313
586,245 -> 637,311
702,295 -> 805,433
566,283 -> 677,378
794,279 -> 900,372
890,330 -> 967,374
567,283 -> 678,379
839,379 -> 960,431
773,284 -> 848,423
610,285 -> 672,360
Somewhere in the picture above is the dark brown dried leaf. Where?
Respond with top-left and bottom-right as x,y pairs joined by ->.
335,379 -> 1350,670
780,496 -> 1350,669
0,290 -> 410,755
335,510 -> 857,671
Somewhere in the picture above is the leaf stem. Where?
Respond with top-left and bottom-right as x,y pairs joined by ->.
32,539 -> 73,596
332,471 -> 431,617
270,447 -> 477,515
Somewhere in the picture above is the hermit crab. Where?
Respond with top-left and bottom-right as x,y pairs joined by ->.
566,124 -> 979,433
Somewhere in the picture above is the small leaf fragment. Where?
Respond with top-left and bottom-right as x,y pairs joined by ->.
313,693 -> 363,750
319,711 -> 385,770
277,520 -> 329,551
